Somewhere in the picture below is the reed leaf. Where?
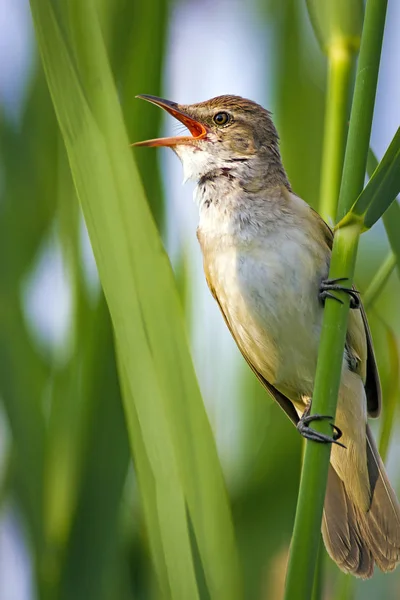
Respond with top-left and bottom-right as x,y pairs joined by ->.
368,147 -> 400,276
29,1 -> 241,599
57,301 -> 130,600
347,128 -> 400,228
378,323 -> 399,463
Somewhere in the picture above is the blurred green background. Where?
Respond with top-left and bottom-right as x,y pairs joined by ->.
0,0 -> 399,599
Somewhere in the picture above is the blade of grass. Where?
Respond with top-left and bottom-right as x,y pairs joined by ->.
30,1 -> 241,598
88,0 -> 168,226
0,60 -> 63,590
361,148 -> 400,310
344,128 -> 400,227
378,323 -> 399,463
382,203 -> 400,273
117,359 -> 172,600
367,148 -> 400,276
284,0 -> 388,597
0,296 -> 47,558
0,70 -> 59,282
68,1 -> 242,595
57,300 -> 131,600
43,144 -> 88,559
30,4 -> 200,597
363,251 -> 397,309
115,0 -> 168,227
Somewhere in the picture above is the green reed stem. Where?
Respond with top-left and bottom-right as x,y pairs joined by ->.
319,42 -> 353,223
284,1 -> 388,598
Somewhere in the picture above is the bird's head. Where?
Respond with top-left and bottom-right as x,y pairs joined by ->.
133,94 -> 282,183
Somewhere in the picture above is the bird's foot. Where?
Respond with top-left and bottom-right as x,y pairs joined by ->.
297,404 -> 346,448
319,277 -> 360,309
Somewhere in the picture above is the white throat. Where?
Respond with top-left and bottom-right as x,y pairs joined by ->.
174,144 -> 223,184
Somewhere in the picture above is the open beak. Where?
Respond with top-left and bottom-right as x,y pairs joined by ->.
132,95 -> 208,147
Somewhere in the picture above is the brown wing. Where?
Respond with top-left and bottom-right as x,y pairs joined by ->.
207,279 -> 299,426
310,205 -> 381,417
239,348 -> 300,425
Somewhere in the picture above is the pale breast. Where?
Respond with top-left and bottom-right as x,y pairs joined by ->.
201,225 -> 329,400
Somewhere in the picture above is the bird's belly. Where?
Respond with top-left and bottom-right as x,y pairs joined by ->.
209,241 -> 327,400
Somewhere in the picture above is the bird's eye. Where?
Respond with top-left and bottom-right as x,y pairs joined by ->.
213,112 -> 230,126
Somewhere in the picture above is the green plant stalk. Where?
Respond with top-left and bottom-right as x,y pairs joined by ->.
284,0 -> 388,597
311,536 -> 324,600
333,573 -> 353,600
319,42 -> 353,223
284,223 -> 361,600
363,251 -> 397,309
337,0 -> 388,220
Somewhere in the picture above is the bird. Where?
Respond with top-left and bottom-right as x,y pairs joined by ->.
133,93 -> 400,578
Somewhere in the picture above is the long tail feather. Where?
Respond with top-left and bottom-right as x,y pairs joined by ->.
323,466 -> 374,578
322,426 -> 400,577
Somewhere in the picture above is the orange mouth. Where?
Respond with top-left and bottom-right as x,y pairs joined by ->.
132,95 -> 208,147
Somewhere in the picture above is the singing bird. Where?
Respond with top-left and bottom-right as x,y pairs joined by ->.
134,94 -> 400,577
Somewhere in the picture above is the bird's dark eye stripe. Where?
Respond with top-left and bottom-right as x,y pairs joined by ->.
213,112 -> 231,126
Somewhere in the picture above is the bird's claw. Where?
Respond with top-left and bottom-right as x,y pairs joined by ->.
297,407 -> 346,448
319,277 -> 360,309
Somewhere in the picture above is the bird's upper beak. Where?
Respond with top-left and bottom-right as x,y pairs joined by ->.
132,95 -> 208,147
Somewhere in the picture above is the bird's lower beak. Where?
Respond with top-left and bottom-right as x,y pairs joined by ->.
132,95 -> 208,147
